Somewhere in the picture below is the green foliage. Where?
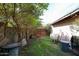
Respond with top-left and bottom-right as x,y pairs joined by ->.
0,3 -> 49,40
45,24 -> 52,35
0,3 -> 49,28
21,36 -> 74,56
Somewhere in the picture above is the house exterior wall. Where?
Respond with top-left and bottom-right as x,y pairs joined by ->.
52,14 -> 79,27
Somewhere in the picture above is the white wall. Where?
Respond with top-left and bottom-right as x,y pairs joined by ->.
50,25 -> 72,41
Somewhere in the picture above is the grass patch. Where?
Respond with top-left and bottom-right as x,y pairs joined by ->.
21,36 -> 74,56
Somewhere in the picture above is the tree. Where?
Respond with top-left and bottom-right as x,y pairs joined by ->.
45,24 -> 52,35
0,3 -> 49,45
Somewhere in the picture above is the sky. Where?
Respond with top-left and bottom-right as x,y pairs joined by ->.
40,3 -> 79,26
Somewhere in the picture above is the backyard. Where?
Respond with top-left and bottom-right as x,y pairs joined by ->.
0,3 -> 78,56
21,36 -> 75,56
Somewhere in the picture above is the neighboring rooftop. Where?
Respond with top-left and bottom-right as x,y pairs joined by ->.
52,8 -> 79,25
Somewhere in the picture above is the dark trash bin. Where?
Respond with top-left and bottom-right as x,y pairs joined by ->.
60,42 -> 70,52
0,48 -> 9,56
71,36 -> 79,55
